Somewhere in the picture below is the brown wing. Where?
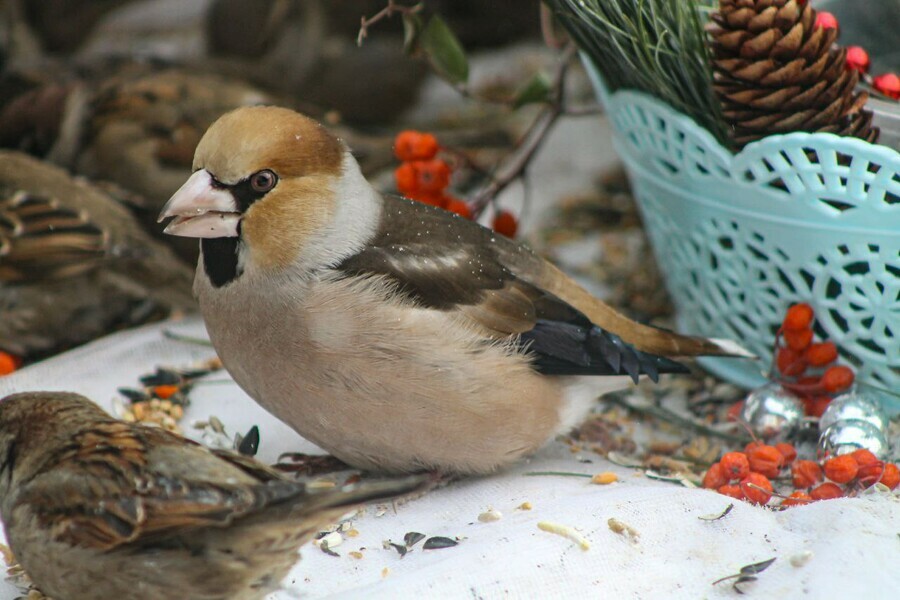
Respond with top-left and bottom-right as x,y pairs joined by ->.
0,191 -> 109,281
335,195 -> 748,362
18,421 -> 307,550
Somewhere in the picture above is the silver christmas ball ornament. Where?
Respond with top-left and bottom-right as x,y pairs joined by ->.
819,391 -> 887,433
817,420 -> 888,460
740,382 -> 804,440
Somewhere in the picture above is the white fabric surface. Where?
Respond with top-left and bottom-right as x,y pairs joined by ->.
0,317 -> 898,599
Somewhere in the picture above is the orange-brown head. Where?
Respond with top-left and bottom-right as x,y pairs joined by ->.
159,106 -> 380,285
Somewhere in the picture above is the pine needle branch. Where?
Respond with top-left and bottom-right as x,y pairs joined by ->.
543,0 -> 729,144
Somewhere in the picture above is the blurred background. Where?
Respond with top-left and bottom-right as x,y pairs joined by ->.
1,0 -> 895,368
0,0 -> 634,367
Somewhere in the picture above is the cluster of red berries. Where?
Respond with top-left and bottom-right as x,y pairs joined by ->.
815,11 -> 900,100
393,131 -> 463,213
728,303 -> 856,421
393,130 -> 518,237
0,351 -> 20,376
772,303 -> 855,417
703,443 -> 899,507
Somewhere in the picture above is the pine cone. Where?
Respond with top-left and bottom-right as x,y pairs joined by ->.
710,0 -> 879,148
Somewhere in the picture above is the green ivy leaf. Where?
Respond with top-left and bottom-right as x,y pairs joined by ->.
513,72 -> 552,108
402,13 -> 422,55
420,15 -> 468,84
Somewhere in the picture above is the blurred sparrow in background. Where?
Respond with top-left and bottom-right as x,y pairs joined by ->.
0,151 -> 193,361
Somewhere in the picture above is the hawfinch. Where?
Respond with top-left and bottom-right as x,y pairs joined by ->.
159,106 -> 750,475
0,391 -> 426,600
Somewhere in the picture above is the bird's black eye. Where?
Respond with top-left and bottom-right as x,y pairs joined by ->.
249,169 -> 277,193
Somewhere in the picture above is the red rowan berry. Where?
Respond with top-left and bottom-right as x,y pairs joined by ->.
880,463 -> 899,490
857,461 -> 885,487
444,198 -> 472,219
413,159 -> 451,193
821,366 -> 854,393
850,448 -> 884,487
781,491 -> 813,507
395,162 -> 418,195
744,440 -> 764,454
718,484 -> 745,500
782,303 -> 814,331
740,473 -> 773,505
850,449 -> 880,467
805,395 -> 831,418
791,460 -> 823,489
492,210 -> 518,238
153,385 -> 179,400
776,347 -> 807,377
720,452 -> 750,480
747,445 -> 784,478
702,463 -> 728,489
804,342 -> 838,367
0,351 -> 17,376
823,455 -> 858,484
775,442 -> 797,464
394,130 -> 439,161
810,482 -> 843,500
784,328 -> 813,352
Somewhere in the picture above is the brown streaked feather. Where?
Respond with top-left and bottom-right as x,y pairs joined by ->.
17,420 -> 270,550
0,191 -> 108,282
336,195 -> 741,358
26,470 -> 291,551
208,448 -> 285,483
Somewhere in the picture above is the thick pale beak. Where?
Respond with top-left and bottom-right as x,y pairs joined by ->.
158,170 -> 241,238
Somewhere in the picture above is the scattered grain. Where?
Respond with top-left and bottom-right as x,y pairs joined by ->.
537,521 -> 590,551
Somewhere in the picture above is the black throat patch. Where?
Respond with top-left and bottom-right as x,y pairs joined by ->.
201,237 -> 242,287
198,173 -> 273,288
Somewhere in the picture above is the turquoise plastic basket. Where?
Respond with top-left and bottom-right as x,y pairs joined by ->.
582,57 -> 900,391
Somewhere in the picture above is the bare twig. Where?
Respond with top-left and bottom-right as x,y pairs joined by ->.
452,84 -> 521,108
357,0 -> 423,47
440,145 -> 495,179
563,103 -> 605,117
469,43 -> 577,218
540,3 -> 568,49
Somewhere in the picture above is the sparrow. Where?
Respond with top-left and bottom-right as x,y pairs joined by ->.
159,106 -> 752,475
0,150 -> 193,360
0,391 -> 426,600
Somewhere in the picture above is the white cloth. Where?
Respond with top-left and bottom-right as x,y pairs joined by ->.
0,317 -> 897,599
